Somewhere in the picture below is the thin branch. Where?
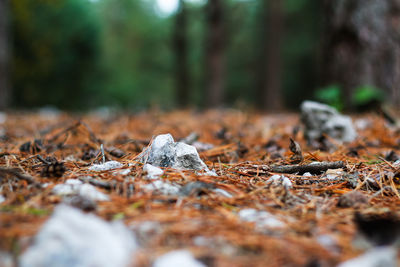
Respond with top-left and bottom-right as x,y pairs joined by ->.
266,161 -> 345,174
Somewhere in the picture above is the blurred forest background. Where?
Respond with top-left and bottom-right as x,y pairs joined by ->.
0,0 -> 399,111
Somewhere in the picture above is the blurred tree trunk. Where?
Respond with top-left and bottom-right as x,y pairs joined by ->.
0,0 -> 11,110
257,0 -> 284,111
323,0 -> 400,109
174,0 -> 190,108
205,0 -> 226,108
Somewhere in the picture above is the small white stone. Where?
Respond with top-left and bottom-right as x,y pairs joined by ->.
78,184 -> 109,201
268,175 -> 281,182
0,195 -> 5,204
52,179 -> 109,202
153,250 -> 205,267
239,209 -> 285,229
282,176 -> 293,189
143,164 -> 164,179
143,180 -> 181,195
20,205 -> 137,267
89,161 -> 123,172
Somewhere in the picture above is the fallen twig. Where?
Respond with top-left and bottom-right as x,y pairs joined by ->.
265,161 -> 345,174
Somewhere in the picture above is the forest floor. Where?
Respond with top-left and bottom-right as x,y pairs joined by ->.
0,109 -> 399,266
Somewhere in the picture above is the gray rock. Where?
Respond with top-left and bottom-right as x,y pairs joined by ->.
20,205 -> 137,267
140,134 -> 208,171
179,181 -> 214,197
301,101 -> 357,143
338,246 -> 398,267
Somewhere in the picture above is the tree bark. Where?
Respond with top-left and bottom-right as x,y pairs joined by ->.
323,0 -> 400,109
205,0 -> 226,108
174,0 -> 190,108
0,0 -> 11,110
257,0 -> 284,111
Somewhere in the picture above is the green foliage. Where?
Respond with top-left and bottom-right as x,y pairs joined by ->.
96,0 -> 174,109
352,85 -> 385,106
11,0 -> 101,109
314,85 -> 343,111
11,0 -> 375,110
282,0 -> 322,108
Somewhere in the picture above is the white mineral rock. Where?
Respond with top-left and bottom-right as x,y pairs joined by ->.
20,205 -> 137,267
239,209 -> 285,229
153,250 -> 205,267
143,164 -> 164,179
52,179 -> 109,202
140,134 -> 208,171
89,161 -> 123,172
301,101 -> 357,143
143,180 -> 181,195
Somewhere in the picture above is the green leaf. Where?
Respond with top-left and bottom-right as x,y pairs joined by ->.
352,85 -> 385,106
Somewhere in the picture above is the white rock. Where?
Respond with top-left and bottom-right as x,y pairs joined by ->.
153,250 -> 205,267
52,179 -> 109,202
301,101 -> 357,143
140,134 -> 208,171
143,164 -> 164,179
303,172 -> 312,177
268,174 -> 281,182
267,175 -> 292,189
143,180 -> 181,195
20,205 -> 137,267
281,176 -> 293,189
338,246 -> 398,267
89,161 -> 123,172
78,184 -> 109,201
0,195 -> 5,204
239,209 -> 285,229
